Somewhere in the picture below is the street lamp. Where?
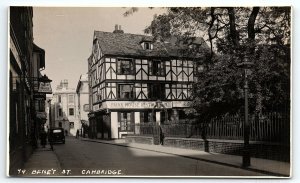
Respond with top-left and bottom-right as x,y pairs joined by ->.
237,54 -> 253,167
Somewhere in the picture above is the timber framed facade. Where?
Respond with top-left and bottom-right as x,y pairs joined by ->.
88,25 -> 210,139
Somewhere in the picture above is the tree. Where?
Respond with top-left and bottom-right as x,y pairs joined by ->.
140,7 -> 290,119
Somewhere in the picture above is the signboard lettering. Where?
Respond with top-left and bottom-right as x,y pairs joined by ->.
38,82 -> 52,94
105,101 -> 172,109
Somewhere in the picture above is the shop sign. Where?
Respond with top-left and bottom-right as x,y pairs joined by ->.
38,82 -> 52,94
105,101 -> 173,109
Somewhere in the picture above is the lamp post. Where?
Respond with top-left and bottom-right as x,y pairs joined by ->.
237,54 -> 253,167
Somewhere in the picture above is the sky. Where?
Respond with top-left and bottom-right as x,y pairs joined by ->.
32,7 -> 166,91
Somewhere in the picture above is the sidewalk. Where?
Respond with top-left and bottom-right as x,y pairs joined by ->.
21,144 -> 62,176
81,137 -> 291,177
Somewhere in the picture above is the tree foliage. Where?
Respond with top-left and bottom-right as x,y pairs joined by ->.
127,7 -> 291,119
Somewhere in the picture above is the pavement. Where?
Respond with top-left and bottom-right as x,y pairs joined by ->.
20,143 -> 62,177
81,137 -> 291,177
20,137 -> 291,177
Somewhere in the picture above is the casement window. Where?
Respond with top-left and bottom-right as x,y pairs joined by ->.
141,41 -> 153,50
144,42 -> 153,50
149,60 -> 165,76
58,95 -> 62,103
69,108 -> 74,116
118,84 -> 135,99
118,112 -> 134,131
148,83 -> 165,100
117,58 -> 135,75
58,108 -> 62,117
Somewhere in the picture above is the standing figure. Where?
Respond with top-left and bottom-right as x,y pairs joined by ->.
76,129 -> 79,138
40,130 -> 47,148
48,130 -> 54,151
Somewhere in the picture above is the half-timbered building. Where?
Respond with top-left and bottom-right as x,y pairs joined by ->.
88,25 -> 210,139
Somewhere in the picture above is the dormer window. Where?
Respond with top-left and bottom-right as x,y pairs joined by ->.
144,42 -> 151,50
141,41 -> 153,50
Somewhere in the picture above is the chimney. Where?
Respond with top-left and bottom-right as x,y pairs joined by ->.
113,24 -> 124,34
62,79 -> 68,89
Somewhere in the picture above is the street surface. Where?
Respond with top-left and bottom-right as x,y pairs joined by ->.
53,137 -> 267,176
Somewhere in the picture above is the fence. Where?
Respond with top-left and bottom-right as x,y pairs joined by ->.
130,112 -> 290,143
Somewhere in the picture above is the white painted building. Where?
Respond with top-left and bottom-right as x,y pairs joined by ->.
76,74 -> 90,131
52,80 -> 80,136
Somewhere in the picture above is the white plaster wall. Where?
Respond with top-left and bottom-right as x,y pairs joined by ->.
111,112 -> 118,139
135,112 -> 140,124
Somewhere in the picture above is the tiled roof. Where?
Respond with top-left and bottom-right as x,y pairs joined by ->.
94,31 -> 210,59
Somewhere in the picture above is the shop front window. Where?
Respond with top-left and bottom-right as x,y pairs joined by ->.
118,112 -> 133,132
140,111 -> 150,123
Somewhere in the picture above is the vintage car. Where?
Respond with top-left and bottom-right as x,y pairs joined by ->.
48,128 -> 65,144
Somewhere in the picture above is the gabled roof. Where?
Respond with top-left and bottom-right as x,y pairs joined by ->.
94,31 -> 210,59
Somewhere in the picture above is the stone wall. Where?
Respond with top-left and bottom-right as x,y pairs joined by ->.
125,135 -> 290,162
164,137 -> 290,162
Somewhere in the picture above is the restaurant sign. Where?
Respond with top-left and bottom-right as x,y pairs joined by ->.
103,101 -> 173,109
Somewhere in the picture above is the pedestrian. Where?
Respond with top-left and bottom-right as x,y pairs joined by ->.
40,129 -> 47,148
76,129 -> 79,139
65,130 -> 68,136
48,131 -> 54,151
159,125 -> 164,145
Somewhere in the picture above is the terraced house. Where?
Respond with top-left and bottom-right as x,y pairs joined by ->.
88,25 -> 210,139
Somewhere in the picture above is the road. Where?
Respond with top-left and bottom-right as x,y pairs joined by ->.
53,137 -> 267,176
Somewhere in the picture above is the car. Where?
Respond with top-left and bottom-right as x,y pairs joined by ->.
48,128 -> 65,144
